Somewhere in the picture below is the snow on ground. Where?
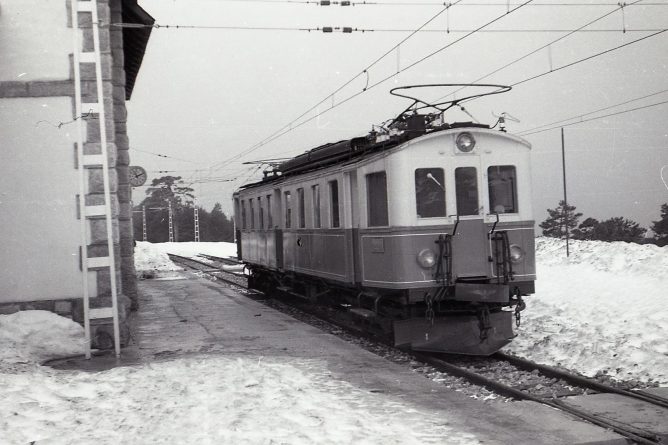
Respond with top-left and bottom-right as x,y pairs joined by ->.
143,241 -> 238,260
2,239 -> 666,444
134,241 -> 241,278
507,237 -> 668,384
135,239 -> 668,384
134,241 -> 183,278
0,313 -> 476,444
0,311 -> 85,370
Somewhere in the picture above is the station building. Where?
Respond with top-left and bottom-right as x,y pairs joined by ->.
0,0 -> 154,346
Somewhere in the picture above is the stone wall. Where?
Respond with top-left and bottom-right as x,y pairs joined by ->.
0,0 -> 137,347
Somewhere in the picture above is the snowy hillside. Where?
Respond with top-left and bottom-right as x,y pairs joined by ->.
507,237 -> 668,384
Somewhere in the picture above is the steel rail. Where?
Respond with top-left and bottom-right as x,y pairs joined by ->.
196,253 -> 243,267
413,353 -> 664,445
495,351 -> 668,410
167,254 -> 248,288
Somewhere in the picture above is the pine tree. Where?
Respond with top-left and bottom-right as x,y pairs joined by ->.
651,203 -> 668,246
572,217 -> 599,240
590,217 -> 646,243
539,200 -> 582,238
133,176 -> 195,242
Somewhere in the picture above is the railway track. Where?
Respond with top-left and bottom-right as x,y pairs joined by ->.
414,353 -> 667,445
169,252 -> 667,445
166,253 -> 247,289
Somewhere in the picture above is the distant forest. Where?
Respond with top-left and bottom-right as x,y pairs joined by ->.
540,201 -> 668,246
132,176 -> 234,243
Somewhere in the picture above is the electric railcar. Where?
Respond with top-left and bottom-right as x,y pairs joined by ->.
233,85 -> 535,355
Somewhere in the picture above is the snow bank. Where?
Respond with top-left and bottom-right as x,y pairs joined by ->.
535,237 -> 668,280
151,241 -> 238,259
134,241 -> 183,278
0,310 -> 84,368
507,237 -> 668,384
134,241 -> 238,278
0,356 -> 478,445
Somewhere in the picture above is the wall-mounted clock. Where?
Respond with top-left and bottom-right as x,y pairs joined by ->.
129,165 -> 147,187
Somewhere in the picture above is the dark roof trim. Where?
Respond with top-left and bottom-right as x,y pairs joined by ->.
121,0 -> 154,100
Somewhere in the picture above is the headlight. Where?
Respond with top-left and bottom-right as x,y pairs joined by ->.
456,132 -> 476,152
509,244 -> 525,263
417,249 -> 437,268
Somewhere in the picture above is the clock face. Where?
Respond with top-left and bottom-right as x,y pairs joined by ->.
129,165 -> 147,187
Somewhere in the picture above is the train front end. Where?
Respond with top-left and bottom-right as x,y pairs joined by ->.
358,126 -> 535,355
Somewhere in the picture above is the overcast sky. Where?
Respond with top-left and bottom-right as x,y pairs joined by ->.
127,0 -> 668,231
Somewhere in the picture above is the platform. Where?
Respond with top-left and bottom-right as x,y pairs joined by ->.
51,270 -> 666,444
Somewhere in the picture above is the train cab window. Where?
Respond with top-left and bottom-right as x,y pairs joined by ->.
297,188 -> 306,228
329,180 -> 340,228
367,171 -> 389,227
312,184 -> 321,228
284,191 -> 292,228
249,199 -> 255,229
258,197 -> 264,230
241,200 -> 247,230
455,167 -> 479,216
266,195 -> 273,228
415,168 -> 446,218
488,165 -> 518,214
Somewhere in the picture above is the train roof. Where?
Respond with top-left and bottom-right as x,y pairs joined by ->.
239,121 -> 496,191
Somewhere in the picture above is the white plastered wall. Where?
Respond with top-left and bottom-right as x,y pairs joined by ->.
0,98 -> 93,302
0,0 -> 72,81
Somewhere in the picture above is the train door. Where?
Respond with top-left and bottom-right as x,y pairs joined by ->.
450,157 -> 488,278
344,172 -> 360,283
273,188 -> 284,269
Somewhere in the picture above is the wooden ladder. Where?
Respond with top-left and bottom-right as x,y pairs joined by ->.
71,0 -> 121,359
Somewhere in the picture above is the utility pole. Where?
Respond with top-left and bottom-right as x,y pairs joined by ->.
194,207 -> 200,242
142,205 -> 147,241
561,128 -> 570,257
168,199 -> 174,243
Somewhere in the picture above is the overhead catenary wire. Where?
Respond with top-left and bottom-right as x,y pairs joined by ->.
510,29 -> 667,88
432,0 -> 647,103
110,22 -> 664,33
519,99 -> 668,135
130,147 -> 206,164
202,1 -> 460,174
207,0 -> 534,174
517,89 -> 668,134
164,0 -> 668,6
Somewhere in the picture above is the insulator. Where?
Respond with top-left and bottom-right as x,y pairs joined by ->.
320,0 -> 331,5
322,26 -> 333,33
342,27 -> 353,33
341,1 -> 351,5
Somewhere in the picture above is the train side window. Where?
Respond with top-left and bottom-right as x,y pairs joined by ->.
367,171 -> 389,227
266,195 -> 273,228
249,198 -> 255,229
329,180 -> 340,228
312,184 -> 321,228
488,165 -> 518,214
455,167 -> 479,216
415,168 -> 446,218
258,196 -> 264,230
297,188 -> 306,228
284,191 -> 292,228
241,200 -> 247,230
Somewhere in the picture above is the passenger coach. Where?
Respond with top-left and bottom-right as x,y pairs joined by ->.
233,85 -> 535,355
